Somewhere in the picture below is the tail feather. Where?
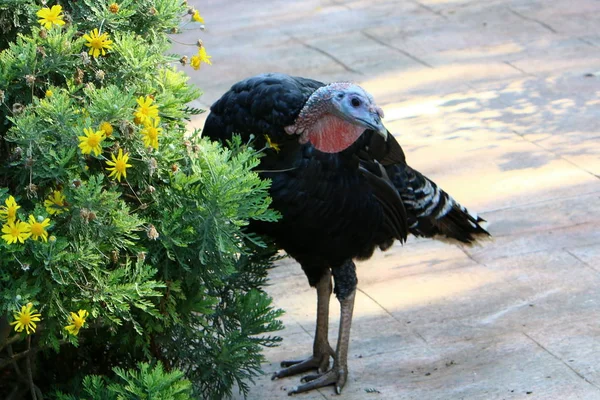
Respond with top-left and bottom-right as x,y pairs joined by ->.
388,164 -> 490,244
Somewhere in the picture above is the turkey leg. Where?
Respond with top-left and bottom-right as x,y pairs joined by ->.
272,269 -> 335,380
288,260 -> 357,395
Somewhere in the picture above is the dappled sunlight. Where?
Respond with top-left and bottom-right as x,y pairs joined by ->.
358,267 -> 501,311
360,61 -> 519,101
267,259 -> 504,329
383,99 -> 442,121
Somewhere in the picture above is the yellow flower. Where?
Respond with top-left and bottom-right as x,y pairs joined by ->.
78,127 -> 105,156
108,3 -> 119,13
190,46 -> 212,70
190,55 -> 201,70
44,190 -> 68,215
10,303 -> 42,335
1,220 -> 31,244
106,148 -> 132,182
0,195 -> 20,222
140,118 -> 162,149
36,5 -> 65,29
45,89 -> 53,97
134,96 -> 159,125
192,10 -> 204,23
28,215 -> 51,242
99,121 -> 113,137
65,309 -> 89,336
83,28 -> 113,58
264,135 -> 281,152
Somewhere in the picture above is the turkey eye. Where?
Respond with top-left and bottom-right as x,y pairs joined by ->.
351,98 -> 361,107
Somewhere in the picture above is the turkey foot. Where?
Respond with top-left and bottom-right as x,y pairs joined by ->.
272,348 -> 334,380
288,272 -> 356,396
288,365 -> 347,395
273,269 -> 334,380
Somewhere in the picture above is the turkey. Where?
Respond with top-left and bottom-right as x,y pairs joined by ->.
202,73 -> 489,395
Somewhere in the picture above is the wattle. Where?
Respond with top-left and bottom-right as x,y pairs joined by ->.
306,115 -> 365,153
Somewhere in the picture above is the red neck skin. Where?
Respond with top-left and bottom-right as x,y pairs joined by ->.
300,114 -> 364,153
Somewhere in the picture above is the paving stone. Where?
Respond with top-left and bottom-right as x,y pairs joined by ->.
567,243 -> 600,273
188,0 -> 600,398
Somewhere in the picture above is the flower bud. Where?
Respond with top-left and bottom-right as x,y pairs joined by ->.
148,158 -> 158,176
12,103 -> 24,115
147,225 -> 159,240
74,68 -> 84,84
80,208 -> 90,222
95,70 -> 105,81
26,183 -> 38,198
25,75 -> 36,87
80,52 -> 90,66
11,147 -> 22,160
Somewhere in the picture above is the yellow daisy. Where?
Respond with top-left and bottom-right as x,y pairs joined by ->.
10,303 -> 42,335
264,135 -> 281,152
192,10 -> 204,23
99,121 -> 113,137
83,28 -> 113,58
134,96 -> 159,125
65,309 -> 89,336
28,215 -> 51,242
190,46 -> 212,70
0,195 -> 20,222
108,3 -> 119,13
78,127 -> 105,156
106,148 -> 132,182
1,220 -> 31,244
140,118 -> 162,149
36,5 -> 65,29
44,190 -> 68,216
45,89 -> 53,97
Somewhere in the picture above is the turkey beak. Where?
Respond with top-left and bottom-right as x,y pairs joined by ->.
372,116 -> 388,140
368,106 -> 387,140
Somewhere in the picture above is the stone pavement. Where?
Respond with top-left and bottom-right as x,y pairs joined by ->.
174,0 -> 600,398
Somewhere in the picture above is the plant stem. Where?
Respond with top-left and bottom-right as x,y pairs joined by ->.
26,336 -> 37,400
0,333 -> 22,351
7,343 -> 25,382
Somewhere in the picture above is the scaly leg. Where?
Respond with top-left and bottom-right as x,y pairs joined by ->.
272,269 -> 335,380
289,260 -> 357,395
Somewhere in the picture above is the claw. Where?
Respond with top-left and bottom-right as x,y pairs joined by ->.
272,352 -> 333,380
300,373 -> 321,383
287,366 -> 347,396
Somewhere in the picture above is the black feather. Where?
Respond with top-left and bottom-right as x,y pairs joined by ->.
203,73 -> 488,286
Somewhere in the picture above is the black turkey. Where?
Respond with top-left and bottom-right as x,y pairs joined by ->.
203,73 -> 489,395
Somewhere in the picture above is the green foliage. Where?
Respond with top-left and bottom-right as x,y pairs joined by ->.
0,1 -> 282,399
54,362 -> 193,400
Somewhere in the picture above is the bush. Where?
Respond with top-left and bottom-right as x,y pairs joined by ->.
0,1 -> 283,399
